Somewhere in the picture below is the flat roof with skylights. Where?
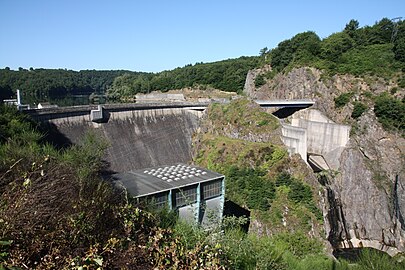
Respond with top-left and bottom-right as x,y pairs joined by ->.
112,163 -> 224,198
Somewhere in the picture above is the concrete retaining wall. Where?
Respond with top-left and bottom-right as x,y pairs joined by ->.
293,119 -> 350,155
281,124 -> 307,161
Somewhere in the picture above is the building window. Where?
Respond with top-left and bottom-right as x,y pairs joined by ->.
174,186 -> 197,207
152,192 -> 169,208
202,180 -> 222,200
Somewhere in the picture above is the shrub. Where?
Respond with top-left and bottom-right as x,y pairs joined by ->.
374,92 -> 405,131
254,74 -> 266,88
351,101 -> 368,118
334,92 -> 354,108
354,248 -> 405,270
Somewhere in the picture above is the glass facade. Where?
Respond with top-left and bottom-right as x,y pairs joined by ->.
202,180 -> 222,200
151,192 -> 168,208
174,185 -> 197,207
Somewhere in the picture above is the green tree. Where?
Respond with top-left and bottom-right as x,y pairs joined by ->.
259,47 -> 268,56
344,19 -> 359,37
374,93 -> 405,131
321,32 -> 354,61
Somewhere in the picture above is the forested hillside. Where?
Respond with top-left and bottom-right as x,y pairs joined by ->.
0,57 -> 260,105
265,18 -> 405,78
0,68 -> 136,104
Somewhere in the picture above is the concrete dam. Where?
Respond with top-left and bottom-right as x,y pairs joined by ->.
30,103 -> 203,172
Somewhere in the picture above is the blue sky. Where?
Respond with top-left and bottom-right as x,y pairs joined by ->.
0,0 -> 404,72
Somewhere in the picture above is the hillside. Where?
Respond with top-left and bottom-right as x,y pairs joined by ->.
1,17 -> 405,269
0,56 -> 259,105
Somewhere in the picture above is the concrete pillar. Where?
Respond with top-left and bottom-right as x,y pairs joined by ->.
168,190 -> 173,210
196,183 -> 201,224
220,177 -> 225,221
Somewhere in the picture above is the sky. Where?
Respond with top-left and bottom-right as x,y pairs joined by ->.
0,0 -> 404,73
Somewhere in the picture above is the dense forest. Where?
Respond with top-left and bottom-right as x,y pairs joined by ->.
0,57 -> 260,105
266,18 -> 405,77
0,68 -> 137,105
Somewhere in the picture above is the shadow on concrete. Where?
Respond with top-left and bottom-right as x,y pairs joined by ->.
223,200 -> 251,233
272,107 -> 303,119
38,122 -> 73,150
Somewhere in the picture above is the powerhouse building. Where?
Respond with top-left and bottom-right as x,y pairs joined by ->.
112,163 -> 225,227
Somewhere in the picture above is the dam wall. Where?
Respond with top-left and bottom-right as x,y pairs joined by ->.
37,107 -> 202,172
294,118 -> 350,156
281,124 -> 307,161
280,109 -> 350,170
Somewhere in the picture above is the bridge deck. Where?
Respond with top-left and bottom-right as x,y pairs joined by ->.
255,99 -> 315,107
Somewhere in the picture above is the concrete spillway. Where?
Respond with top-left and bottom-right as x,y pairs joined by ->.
281,109 -> 350,170
36,107 -> 202,172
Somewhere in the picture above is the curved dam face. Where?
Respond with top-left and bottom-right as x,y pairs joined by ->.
36,107 -> 202,172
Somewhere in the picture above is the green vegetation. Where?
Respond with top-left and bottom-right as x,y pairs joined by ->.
334,92 -> 354,108
0,57 -> 259,104
195,100 -> 322,236
0,68 -> 132,104
107,56 -> 260,100
267,18 -> 405,79
207,98 -> 280,137
351,101 -> 368,118
254,74 -> 266,88
374,92 -> 405,132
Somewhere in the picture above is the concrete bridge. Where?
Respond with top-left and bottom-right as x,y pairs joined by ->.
255,99 -> 315,108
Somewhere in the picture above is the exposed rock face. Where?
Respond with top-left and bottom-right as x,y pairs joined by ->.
245,66 -> 405,255
326,143 -> 405,256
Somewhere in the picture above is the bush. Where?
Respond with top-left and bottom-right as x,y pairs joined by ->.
374,92 -> 405,132
254,74 -> 266,88
227,166 -> 275,211
351,101 -> 368,118
334,92 -> 354,108
272,231 -> 323,258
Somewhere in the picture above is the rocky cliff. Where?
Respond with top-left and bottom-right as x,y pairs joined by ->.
245,67 -> 405,255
